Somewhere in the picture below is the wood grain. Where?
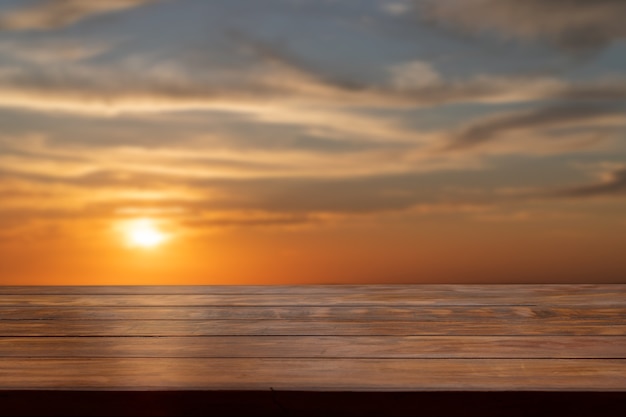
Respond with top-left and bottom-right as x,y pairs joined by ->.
1,319 -> 625,336
1,292 -> 625,307
0,336 -> 624,358
1,284 -> 623,296
2,306 -> 623,321
1,358 -> 625,391
0,285 -> 624,393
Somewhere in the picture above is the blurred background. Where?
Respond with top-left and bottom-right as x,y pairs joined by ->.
0,0 -> 625,284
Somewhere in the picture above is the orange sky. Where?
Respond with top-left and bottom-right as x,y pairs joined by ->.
0,0 -> 625,284
2,206 -> 626,284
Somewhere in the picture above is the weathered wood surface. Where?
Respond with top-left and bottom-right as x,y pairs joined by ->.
2,358 -> 626,391
1,284 -> 624,296
2,319 -> 625,336
0,285 -> 624,392
1,305 -> 624,321
1,336 -> 625,358
1,290 -> 624,306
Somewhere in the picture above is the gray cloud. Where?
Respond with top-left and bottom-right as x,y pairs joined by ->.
556,168 -> 626,198
182,213 -> 326,229
0,165 -> 443,215
231,31 -> 370,93
0,0 -> 161,31
445,103 -> 626,151
419,0 -> 626,52
0,39 -> 111,63
5,151 -> 626,234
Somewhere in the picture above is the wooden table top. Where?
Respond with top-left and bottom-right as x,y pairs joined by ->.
1,284 -> 625,392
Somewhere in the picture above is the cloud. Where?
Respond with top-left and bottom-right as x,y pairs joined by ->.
444,103 -> 626,151
419,0 -> 626,52
0,56 -> 625,116
556,167 -> 626,198
0,164 -> 477,235
489,164 -> 626,202
0,0 -> 161,31
0,33 -> 624,123
389,60 -> 442,89
0,39 -> 110,64
182,211 -> 338,230
8,45 -> 624,152
0,149 -> 456,215
2,126 -> 624,235
382,2 -> 412,16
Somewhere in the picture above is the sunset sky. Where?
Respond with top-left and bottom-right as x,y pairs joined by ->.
1,0 -> 625,285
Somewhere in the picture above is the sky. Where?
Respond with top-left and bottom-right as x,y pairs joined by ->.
0,0 -> 625,285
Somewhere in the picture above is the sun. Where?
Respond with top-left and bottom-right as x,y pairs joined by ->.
123,218 -> 168,249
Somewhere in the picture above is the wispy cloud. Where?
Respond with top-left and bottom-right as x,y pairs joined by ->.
555,167 -> 626,198
0,0 -> 162,31
0,54 -> 624,116
419,0 -> 626,52
0,39 -> 110,63
389,60 -> 442,89
444,103 -> 626,151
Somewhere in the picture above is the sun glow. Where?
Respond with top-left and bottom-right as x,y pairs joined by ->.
124,218 -> 168,248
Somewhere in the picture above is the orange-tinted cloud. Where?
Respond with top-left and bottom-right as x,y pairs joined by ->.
0,0 -> 162,31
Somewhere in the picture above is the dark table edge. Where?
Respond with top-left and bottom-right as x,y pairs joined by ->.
0,390 -> 624,417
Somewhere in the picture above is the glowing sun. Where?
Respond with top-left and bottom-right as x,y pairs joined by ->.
124,218 -> 168,248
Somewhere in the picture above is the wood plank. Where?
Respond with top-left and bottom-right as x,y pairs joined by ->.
1,358 -> 625,391
0,336 -> 624,359
0,284 -> 623,295
1,285 -> 624,397
2,306 -> 624,322
1,319 -> 624,336
1,291 -> 624,307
